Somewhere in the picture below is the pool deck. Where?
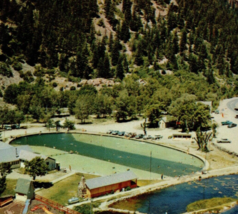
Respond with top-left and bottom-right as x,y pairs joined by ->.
8,130 -> 208,179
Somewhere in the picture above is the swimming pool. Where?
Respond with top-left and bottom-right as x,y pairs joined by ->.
11,133 -> 203,177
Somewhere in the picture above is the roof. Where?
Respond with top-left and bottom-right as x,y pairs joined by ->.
16,145 -> 33,153
0,142 -> 12,150
0,147 -> 19,163
15,178 -> 33,195
86,171 -> 137,190
19,150 -> 47,161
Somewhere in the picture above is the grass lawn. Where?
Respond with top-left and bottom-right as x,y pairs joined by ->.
37,173 -> 98,205
186,197 -> 237,212
0,179 -> 17,196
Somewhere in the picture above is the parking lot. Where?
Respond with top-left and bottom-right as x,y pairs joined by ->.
213,98 -> 238,154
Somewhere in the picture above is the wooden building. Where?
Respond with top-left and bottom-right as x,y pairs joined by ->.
85,171 -> 137,198
0,195 -> 14,207
15,178 -> 35,202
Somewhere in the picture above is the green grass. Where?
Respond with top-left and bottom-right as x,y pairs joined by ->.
186,197 -> 237,212
0,179 -> 17,196
37,173 -> 98,205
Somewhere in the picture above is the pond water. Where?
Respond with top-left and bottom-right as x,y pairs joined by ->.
11,133 -> 203,177
111,174 -> 238,214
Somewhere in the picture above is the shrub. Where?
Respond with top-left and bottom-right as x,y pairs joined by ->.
97,18 -> 105,27
12,61 -> 22,71
23,71 -> 34,83
0,62 -> 13,77
125,186 -> 131,191
52,82 -> 58,87
70,86 -> 76,91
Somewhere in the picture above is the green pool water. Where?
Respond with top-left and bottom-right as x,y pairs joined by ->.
11,133 -> 203,177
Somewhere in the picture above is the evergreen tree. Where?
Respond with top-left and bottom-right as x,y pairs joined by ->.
111,36 -> 120,66
180,28 -> 187,54
116,57 -> 124,80
121,20 -> 130,43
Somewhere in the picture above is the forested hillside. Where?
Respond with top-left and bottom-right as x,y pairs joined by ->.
0,0 -> 238,130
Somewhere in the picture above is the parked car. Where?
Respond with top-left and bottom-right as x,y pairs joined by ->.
111,130 -> 119,135
135,134 -> 144,139
214,109 -> 219,114
221,121 -> 233,125
11,124 -> 20,129
68,197 -> 79,204
143,135 -> 152,140
235,115 -> 238,118
217,138 -> 231,143
124,132 -> 131,137
143,135 -> 149,140
130,132 -> 137,138
154,135 -> 163,140
106,130 -> 113,134
228,123 -> 237,128
118,131 -> 125,136
4,125 -> 12,130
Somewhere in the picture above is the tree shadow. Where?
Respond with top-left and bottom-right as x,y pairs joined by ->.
33,181 -> 53,189
77,121 -> 93,125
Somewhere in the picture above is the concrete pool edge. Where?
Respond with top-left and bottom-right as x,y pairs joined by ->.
8,130 -> 208,174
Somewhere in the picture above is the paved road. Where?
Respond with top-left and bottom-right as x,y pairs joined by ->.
214,98 -> 238,154
227,98 -> 238,113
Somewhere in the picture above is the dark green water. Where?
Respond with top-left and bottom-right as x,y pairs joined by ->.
11,133 -> 203,177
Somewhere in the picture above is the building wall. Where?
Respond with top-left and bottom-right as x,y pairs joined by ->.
88,180 -> 134,198
45,158 -> 56,170
27,184 -> 35,199
15,194 -> 27,202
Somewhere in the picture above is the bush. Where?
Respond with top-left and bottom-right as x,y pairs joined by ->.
70,86 -> 76,91
0,62 -> 13,77
23,71 -> 34,83
12,61 -> 22,71
52,82 -> 58,87
125,186 -> 131,191
97,18 -> 105,27
74,204 -> 91,214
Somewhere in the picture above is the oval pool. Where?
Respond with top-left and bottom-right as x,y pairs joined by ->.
11,133 -> 203,177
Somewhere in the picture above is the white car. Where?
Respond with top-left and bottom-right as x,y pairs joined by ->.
217,138 -> 231,143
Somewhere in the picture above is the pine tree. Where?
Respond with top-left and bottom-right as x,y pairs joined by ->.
123,55 -> 129,73
134,42 -> 144,66
180,28 -> 187,54
111,36 -> 120,66
104,54 -> 111,78
116,57 -> 124,80
97,57 -> 105,77
121,20 -> 130,43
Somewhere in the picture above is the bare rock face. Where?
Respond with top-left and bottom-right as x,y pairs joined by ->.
78,176 -> 87,198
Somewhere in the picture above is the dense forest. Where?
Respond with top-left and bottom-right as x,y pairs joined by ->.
0,0 -> 238,130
